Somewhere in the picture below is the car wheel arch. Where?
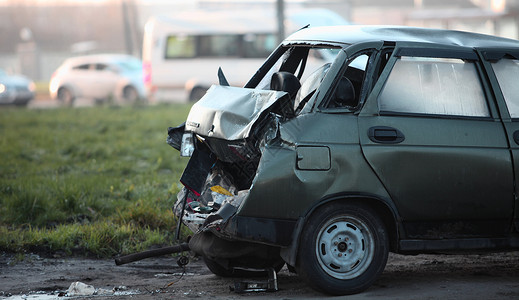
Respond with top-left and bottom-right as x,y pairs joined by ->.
188,85 -> 209,102
280,194 -> 400,268
122,84 -> 140,102
57,85 -> 76,96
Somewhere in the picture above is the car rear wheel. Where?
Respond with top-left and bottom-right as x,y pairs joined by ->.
57,87 -> 74,106
122,85 -> 139,103
297,202 -> 388,295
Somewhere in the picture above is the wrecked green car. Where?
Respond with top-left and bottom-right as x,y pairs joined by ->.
167,25 -> 519,295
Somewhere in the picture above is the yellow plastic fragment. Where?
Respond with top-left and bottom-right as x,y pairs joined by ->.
210,185 -> 233,196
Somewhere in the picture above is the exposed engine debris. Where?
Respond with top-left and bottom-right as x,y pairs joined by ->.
167,85 -> 296,233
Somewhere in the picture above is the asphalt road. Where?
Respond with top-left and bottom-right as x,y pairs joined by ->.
1,251 -> 519,300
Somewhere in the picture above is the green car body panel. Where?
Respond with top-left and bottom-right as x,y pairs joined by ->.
237,112 -> 391,220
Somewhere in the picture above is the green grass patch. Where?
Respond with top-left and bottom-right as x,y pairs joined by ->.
0,222 -> 174,257
0,103 -> 191,257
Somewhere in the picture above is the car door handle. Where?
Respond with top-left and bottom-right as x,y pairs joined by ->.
368,126 -> 405,144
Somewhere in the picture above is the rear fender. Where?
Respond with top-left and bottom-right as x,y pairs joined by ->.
279,194 -> 401,267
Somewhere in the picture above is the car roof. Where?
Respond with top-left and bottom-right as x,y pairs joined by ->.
284,25 -> 519,49
62,54 -> 139,66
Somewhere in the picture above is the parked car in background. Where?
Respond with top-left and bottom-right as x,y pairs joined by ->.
49,54 -> 147,105
168,25 -> 519,295
0,69 -> 35,106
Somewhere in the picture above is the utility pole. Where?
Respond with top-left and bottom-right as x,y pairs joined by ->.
121,0 -> 134,55
276,0 -> 285,44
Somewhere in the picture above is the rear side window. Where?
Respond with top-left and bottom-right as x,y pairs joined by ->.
166,36 -> 196,58
165,34 -> 276,59
95,64 -> 108,71
198,35 -> 240,57
378,57 -> 489,117
73,64 -> 90,70
490,59 -> 519,118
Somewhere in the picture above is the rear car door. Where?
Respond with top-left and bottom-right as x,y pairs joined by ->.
358,45 -> 514,239
480,48 -> 519,231
90,63 -> 120,99
69,63 -> 94,98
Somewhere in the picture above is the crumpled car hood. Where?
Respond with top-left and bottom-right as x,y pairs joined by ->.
185,85 -> 288,140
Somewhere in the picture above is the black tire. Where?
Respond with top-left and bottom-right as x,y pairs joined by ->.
57,87 -> 74,106
203,256 -> 284,278
203,256 -> 235,277
297,202 -> 388,295
122,85 -> 139,103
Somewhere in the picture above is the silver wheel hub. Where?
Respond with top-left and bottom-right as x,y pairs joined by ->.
315,215 -> 375,280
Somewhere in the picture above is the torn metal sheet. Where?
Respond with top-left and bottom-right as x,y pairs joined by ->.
179,149 -> 216,196
184,85 -> 289,140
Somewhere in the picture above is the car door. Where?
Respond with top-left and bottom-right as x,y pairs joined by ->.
89,63 -> 121,99
480,48 -> 519,232
68,63 -> 94,98
358,44 -> 514,239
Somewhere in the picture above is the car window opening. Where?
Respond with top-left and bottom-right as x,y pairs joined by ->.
258,46 -> 342,115
379,56 -> 490,117
322,53 -> 371,110
490,58 -> 519,118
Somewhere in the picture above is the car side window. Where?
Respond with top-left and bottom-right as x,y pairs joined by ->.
378,56 -> 490,117
325,54 -> 369,109
490,59 -> 519,118
95,64 -> 108,71
293,63 -> 331,112
73,64 -> 90,70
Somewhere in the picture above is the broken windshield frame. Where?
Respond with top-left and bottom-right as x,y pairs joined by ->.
242,43 -> 389,116
317,51 -> 377,112
244,44 -> 345,91
297,49 -> 349,114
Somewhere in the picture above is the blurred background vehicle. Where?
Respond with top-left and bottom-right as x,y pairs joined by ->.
0,68 -> 35,106
1,0 -> 517,106
49,54 -> 147,105
142,8 -> 349,102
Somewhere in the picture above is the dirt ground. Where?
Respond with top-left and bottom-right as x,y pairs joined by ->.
1,251 -> 519,300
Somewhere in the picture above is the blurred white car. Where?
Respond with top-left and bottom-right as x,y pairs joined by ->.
0,69 -> 35,106
49,54 -> 147,105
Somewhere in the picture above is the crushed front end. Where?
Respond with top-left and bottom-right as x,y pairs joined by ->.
167,85 -> 294,272
165,39 -> 346,274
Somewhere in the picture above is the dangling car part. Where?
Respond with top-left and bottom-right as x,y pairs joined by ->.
114,243 -> 190,266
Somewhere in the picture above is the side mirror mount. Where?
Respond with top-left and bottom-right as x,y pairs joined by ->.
218,67 -> 230,86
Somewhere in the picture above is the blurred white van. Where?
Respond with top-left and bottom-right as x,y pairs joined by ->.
142,9 -> 349,102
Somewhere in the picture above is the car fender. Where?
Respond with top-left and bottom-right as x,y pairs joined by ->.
185,78 -> 218,101
114,79 -> 132,100
279,192 -> 402,267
